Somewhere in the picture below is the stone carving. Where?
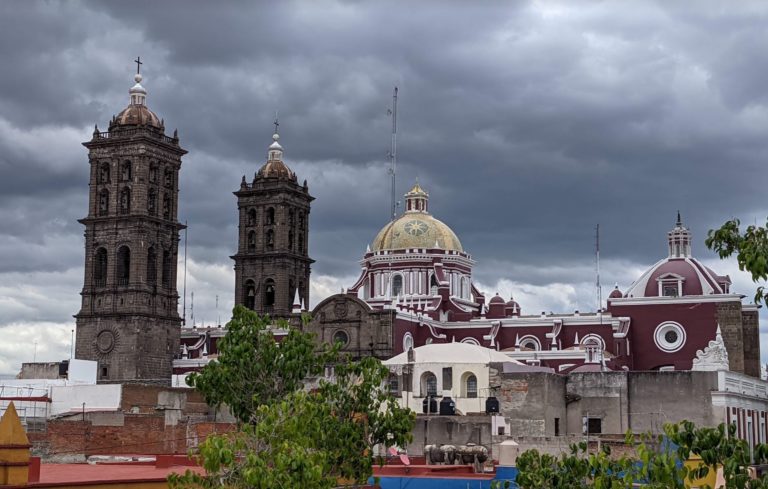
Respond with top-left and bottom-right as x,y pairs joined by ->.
692,325 -> 729,372
334,300 -> 349,320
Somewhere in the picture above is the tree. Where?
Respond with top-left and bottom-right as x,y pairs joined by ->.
170,306 -> 415,488
515,421 -> 768,489
706,218 -> 768,306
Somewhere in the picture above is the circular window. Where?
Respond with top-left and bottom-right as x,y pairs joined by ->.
654,322 -> 686,353
332,330 -> 349,346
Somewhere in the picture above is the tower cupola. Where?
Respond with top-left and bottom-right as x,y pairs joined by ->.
667,211 -> 692,258
405,181 -> 428,213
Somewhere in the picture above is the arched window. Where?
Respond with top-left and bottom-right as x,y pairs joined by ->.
148,189 -> 157,215
162,249 -> 172,287
98,190 -> 110,216
264,279 -> 275,307
298,234 -> 304,253
244,280 -> 256,310
164,168 -> 173,188
121,161 -> 131,181
465,374 -> 478,398
147,247 -> 157,286
119,188 -> 131,214
519,335 -> 541,351
247,231 -> 256,250
288,280 -> 295,305
266,207 -> 275,225
421,372 -> 438,398
247,209 -> 256,226
99,163 -> 110,184
288,231 -> 294,250
163,193 -> 171,219
430,274 -> 439,294
392,274 -> 403,297
116,246 -> 130,286
288,209 -> 294,227
94,248 -> 108,287
298,212 -> 305,229
148,163 -> 157,183
266,229 -> 275,251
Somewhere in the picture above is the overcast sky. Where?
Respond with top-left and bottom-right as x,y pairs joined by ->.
1,1 -> 767,376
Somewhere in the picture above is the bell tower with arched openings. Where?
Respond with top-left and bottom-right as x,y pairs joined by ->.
232,126 -> 313,318
75,63 -> 186,384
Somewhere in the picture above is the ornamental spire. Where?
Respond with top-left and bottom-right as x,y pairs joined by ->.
129,59 -> 147,107
668,212 -> 692,258
267,113 -> 284,161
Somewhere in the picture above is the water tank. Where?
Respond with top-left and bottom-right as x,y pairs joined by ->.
422,396 -> 438,414
485,396 -> 500,414
439,396 -> 456,415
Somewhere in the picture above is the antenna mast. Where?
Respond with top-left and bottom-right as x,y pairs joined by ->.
182,220 -> 188,325
596,224 -> 602,314
388,86 -> 398,221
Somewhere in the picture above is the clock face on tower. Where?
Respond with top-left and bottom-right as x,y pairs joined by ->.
404,220 -> 429,236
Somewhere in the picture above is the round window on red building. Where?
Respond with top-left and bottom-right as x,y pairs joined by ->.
654,322 -> 686,353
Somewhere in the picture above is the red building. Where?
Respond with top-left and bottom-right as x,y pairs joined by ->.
176,181 -> 760,379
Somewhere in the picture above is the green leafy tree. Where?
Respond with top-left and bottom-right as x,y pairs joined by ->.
706,218 -> 768,305
515,421 -> 768,489
170,305 -> 415,488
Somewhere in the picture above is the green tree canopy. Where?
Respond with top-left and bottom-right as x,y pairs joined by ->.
171,305 -> 415,488
706,218 -> 768,305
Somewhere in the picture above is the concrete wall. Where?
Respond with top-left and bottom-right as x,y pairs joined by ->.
627,371 -> 718,433
492,369 -> 566,437
409,414 -> 493,456
566,372 -> 629,435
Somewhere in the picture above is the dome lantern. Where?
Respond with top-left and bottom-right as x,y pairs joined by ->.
405,181 -> 429,213
667,211 -> 692,258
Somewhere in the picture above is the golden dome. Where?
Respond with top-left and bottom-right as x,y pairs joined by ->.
371,183 -> 463,252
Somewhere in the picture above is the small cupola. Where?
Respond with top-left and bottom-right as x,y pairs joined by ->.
667,211 -> 692,258
405,181 -> 429,213
129,73 -> 147,106
268,132 -> 284,161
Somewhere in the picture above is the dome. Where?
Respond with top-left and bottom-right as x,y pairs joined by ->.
257,132 -> 295,180
371,183 -> 463,252
624,215 -> 731,298
114,104 -> 162,128
609,285 -> 623,299
258,159 -> 295,179
489,294 -> 505,304
112,73 -> 162,129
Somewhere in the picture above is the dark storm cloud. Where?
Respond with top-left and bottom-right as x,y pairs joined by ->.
1,0 -> 768,373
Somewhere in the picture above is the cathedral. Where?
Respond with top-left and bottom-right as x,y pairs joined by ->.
72,64 -> 761,383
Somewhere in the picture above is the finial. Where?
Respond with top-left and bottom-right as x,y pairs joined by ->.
676,210 -> 682,227
173,128 -> 178,139
273,111 -> 280,135
134,56 -> 143,75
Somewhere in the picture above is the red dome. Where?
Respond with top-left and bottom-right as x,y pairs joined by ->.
489,294 -> 505,304
609,287 -> 623,299
625,257 -> 727,298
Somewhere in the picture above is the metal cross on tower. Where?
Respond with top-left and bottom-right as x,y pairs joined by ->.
273,111 -> 279,134
134,56 -> 143,74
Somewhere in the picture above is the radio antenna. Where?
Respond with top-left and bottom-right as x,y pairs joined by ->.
387,87 -> 398,220
596,224 -> 602,315
182,220 -> 188,326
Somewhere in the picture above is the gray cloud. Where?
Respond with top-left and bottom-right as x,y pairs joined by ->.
1,0 -> 768,374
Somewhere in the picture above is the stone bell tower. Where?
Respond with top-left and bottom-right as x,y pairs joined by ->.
232,126 -> 313,318
75,63 -> 186,384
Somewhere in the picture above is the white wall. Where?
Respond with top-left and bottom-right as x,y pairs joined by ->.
68,359 -> 97,384
398,362 -> 491,415
49,384 -> 122,416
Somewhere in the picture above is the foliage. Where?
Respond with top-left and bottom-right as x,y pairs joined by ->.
706,218 -> 768,305
171,305 -> 415,488
186,305 -> 337,423
515,421 -> 768,489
